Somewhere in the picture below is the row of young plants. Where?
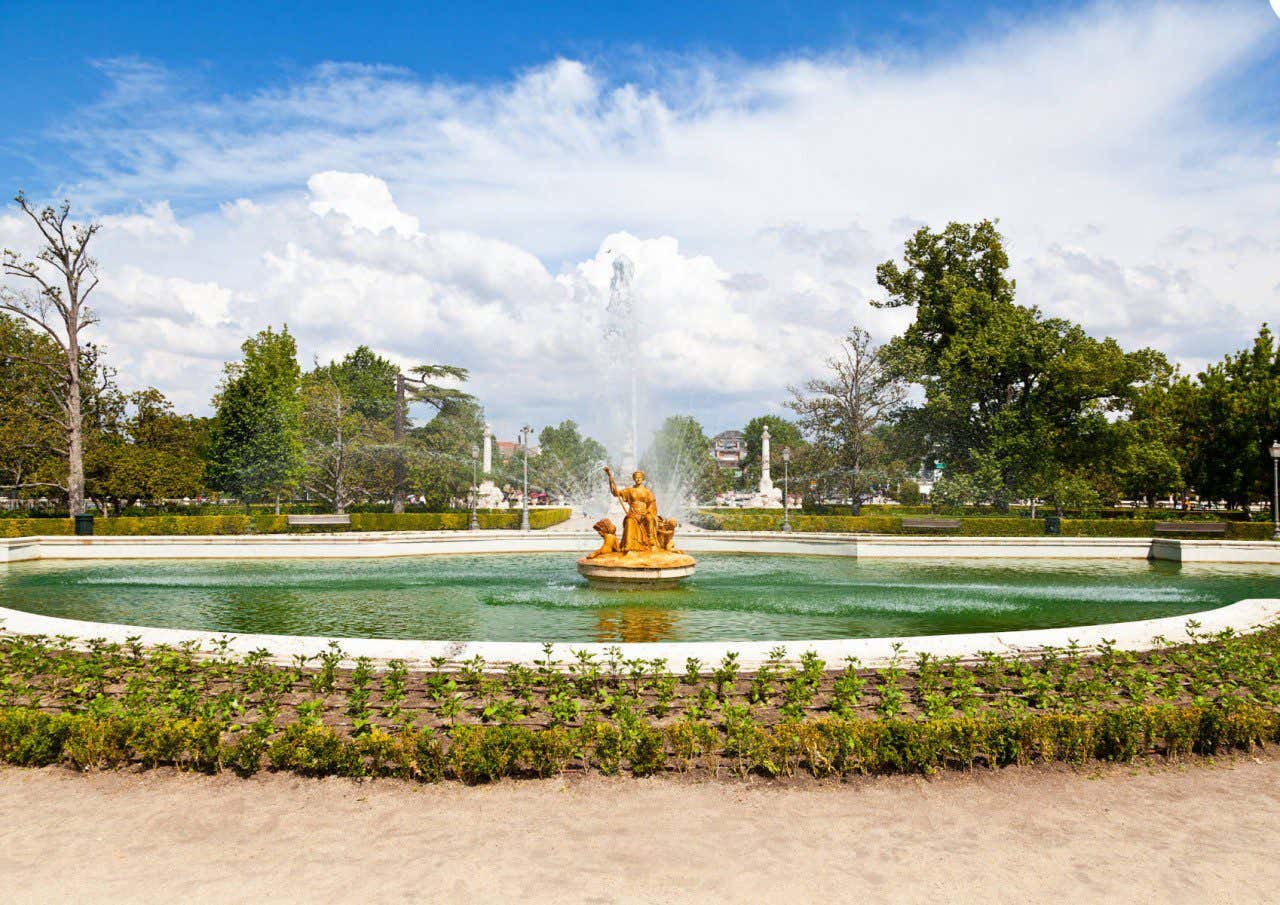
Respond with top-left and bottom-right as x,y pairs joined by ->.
2,622 -> 1279,780
0,508 -> 572,538
695,511 -> 1275,539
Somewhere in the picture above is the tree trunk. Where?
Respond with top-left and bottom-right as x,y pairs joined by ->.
65,338 -> 85,516
392,373 -> 406,514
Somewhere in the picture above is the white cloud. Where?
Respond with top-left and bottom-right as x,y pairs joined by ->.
6,1 -> 1279,441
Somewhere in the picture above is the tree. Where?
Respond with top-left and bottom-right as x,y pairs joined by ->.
0,315 -> 65,497
87,389 -> 208,512
639,415 -> 722,505
740,415 -> 804,487
300,347 -> 400,510
787,327 -> 907,509
409,397 -> 486,509
300,373 -> 388,513
206,327 -> 304,509
393,362 -> 472,513
1181,325 -> 1280,509
532,420 -> 607,503
874,220 -> 1164,507
0,194 -> 102,513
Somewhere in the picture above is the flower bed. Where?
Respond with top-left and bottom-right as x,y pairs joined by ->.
2,623 -> 1278,780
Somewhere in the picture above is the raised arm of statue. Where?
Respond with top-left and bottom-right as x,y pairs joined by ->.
604,466 -> 620,498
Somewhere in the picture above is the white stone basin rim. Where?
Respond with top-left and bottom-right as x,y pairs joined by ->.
2,599 -> 1277,673
0,530 -> 1277,563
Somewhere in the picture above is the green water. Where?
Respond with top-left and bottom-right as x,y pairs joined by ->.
0,554 -> 1276,643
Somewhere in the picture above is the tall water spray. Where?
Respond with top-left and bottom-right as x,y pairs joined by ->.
604,254 -> 640,473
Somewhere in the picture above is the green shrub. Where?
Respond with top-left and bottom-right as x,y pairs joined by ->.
0,709 -> 70,765
95,515 -> 252,536
0,518 -> 74,538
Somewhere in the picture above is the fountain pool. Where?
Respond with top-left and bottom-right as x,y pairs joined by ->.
1,553 -> 1276,644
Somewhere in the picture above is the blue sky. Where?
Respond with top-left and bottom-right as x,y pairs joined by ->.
2,0 -> 1206,198
1,1 -> 1278,442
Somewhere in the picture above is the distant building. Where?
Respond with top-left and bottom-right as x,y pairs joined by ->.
494,439 -> 539,460
712,430 -> 747,468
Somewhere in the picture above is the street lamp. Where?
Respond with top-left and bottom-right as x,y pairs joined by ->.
1271,440 -> 1280,542
781,446 -> 793,533
469,443 -> 480,531
519,424 -> 533,531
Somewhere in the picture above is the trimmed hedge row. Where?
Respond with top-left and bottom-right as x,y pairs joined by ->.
0,702 -> 1272,781
0,519 -> 74,538
0,509 -> 573,538
707,505 -> 1257,521
696,511 -> 1276,539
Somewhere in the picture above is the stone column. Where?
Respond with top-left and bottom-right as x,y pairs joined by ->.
482,424 -> 493,475
759,426 -> 773,492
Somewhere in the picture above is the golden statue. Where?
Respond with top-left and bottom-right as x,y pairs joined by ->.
606,467 -> 658,552
585,518 -> 621,559
576,466 -> 696,586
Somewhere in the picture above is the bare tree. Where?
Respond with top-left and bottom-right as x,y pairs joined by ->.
1,194 -> 101,514
787,327 -> 907,508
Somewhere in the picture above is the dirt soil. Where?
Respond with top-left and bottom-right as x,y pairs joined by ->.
4,757 -> 1280,904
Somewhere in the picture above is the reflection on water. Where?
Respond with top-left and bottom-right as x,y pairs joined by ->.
0,553 -> 1276,643
594,607 -> 680,643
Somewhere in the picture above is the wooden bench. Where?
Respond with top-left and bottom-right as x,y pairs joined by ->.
286,514 -> 351,528
901,517 -> 962,531
1154,521 -> 1227,536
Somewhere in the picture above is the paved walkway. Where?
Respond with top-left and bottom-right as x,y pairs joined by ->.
3,757 -> 1279,903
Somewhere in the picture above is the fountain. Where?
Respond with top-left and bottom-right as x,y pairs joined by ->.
577,466 -> 696,587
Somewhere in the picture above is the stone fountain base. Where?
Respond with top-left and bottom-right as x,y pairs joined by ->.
576,551 -> 697,588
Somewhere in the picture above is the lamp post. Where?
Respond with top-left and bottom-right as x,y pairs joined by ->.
1271,440 -> 1280,542
519,424 -> 533,531
782,446 -> 793,533
469,443 -> 480,531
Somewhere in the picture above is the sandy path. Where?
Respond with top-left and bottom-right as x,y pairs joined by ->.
2,758 -> 1279,904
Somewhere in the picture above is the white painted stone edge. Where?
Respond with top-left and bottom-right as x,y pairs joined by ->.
2,599 -> 1277,673
1,531 -> 1276,670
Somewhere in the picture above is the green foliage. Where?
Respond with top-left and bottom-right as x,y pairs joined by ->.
6,623 -> 1280,781
1179,325 -> 1280,509
206,327 -> 304,505
875,220 -> 1170,506
87,388 -> 209,511
0,518 -> 74,537
531,420 -> 607,502
640,414 -> 724,501
740,415 -> 804,486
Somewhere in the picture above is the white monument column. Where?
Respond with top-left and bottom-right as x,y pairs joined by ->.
482,424 -> 493,475
759,426 -> 773,492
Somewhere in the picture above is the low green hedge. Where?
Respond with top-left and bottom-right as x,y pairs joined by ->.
0,518 -> 74,538
697,510 -> 1276,540
0,701 -> 1272,780
94,515 -> 253,536
0,508 -> 573,538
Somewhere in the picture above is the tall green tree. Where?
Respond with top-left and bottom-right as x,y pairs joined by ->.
206,327 -> 304,509
787,327 -> 906,508
393,362 -> 472,513
532,420 -> 607,502
408,397 -> 486,509
874,220 -> 1162,506
1181,325 -> 1280,509
300,346 -> 400,510
1,195 -> 103,513
87,388 -> 209,512
639,415 -> 722,504
0,314 -> 65,497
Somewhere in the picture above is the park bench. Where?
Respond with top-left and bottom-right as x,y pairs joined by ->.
901,517 -> 962,532
1153,521 -> 1227,536
286,513 -> 351,528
